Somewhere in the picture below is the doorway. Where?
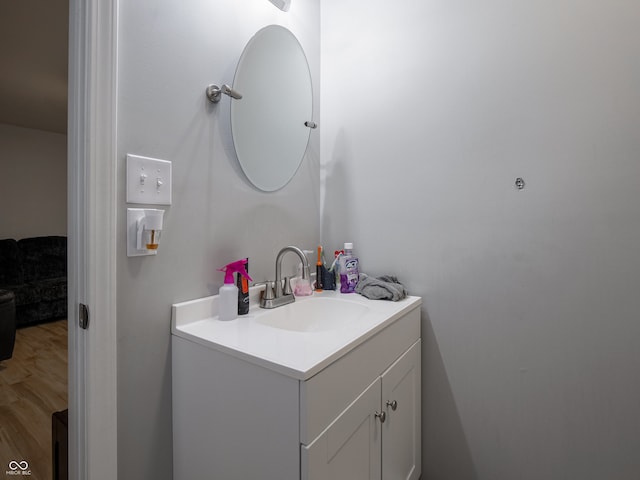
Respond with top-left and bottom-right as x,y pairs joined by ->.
2,0 -> 119,478
0,0 -> 70,478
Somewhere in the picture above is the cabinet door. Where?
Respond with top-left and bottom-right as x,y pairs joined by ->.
302,377 -> 382,480
381,340 -> 421,480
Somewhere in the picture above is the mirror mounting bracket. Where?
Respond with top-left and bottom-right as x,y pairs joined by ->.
206,84 -> 243,103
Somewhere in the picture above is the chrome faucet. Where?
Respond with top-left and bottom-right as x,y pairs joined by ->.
260,246 -> 311,309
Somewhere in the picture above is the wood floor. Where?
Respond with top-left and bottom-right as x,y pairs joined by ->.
0,320 -> 68,480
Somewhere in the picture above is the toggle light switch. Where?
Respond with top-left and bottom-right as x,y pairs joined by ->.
126,154 -> 172,205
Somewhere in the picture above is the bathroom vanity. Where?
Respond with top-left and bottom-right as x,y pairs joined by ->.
171,290 -> 421,480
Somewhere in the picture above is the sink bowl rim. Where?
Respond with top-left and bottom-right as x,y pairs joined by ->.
254,295 -> 371,332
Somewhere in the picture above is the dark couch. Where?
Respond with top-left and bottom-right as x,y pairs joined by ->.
0,290 -> 16,360
0,236 -> 67,328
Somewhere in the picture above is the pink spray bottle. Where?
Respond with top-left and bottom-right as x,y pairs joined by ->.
218,259 -> 252,321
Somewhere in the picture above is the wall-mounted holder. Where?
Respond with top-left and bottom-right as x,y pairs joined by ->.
127,208 -> 165,257
206,84 -> 243,103
268,0 -> 291,11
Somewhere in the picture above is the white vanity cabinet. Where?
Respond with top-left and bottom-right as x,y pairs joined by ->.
172,293 -> 421,480
302,340 -> 421,480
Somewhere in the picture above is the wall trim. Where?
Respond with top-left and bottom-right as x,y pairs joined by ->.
68,0 -> 118,478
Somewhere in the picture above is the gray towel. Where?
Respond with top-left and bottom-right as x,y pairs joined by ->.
356,274 -> 408,301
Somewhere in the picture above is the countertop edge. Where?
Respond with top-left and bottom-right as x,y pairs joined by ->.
171,293 -> 422,381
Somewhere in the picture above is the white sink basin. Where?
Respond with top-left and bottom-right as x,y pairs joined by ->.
256,297 -> 370,332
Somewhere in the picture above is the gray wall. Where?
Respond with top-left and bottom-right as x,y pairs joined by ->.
115,0 -> 320,478
0,123 -> 67,239
115,1 -> 640,478
321,1 -> 640,479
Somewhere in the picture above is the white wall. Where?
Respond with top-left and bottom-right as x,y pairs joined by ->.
322,1 -> 640,479
116,0 -> 320,478
0,123 -> 67,239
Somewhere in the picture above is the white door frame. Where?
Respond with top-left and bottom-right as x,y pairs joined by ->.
67,0 -> 118,478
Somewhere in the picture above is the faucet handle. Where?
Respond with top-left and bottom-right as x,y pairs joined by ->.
283,276 -> 293,296
263,281 -> 275,300
256,281 -> 276,300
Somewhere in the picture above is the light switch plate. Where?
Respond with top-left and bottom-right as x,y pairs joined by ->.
126,154 -> 172,205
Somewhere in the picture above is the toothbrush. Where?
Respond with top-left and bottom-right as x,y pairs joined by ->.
329,250 -> 343,272
315,246 -> 324,292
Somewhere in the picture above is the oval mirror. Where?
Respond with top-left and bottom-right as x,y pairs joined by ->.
231,25 -> 313,192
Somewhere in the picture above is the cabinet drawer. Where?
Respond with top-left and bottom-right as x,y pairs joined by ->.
299,306 -> 420,444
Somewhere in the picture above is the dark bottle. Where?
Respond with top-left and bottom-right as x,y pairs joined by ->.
237,258 -> 250,315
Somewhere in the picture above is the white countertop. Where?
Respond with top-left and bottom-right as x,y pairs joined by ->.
171,289 -> 421,380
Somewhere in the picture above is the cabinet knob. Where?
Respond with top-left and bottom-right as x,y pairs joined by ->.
386,400 -> 398,411
375,411 -> 386,423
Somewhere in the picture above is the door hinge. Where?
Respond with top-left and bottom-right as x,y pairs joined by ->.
79,303 -> 90,329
